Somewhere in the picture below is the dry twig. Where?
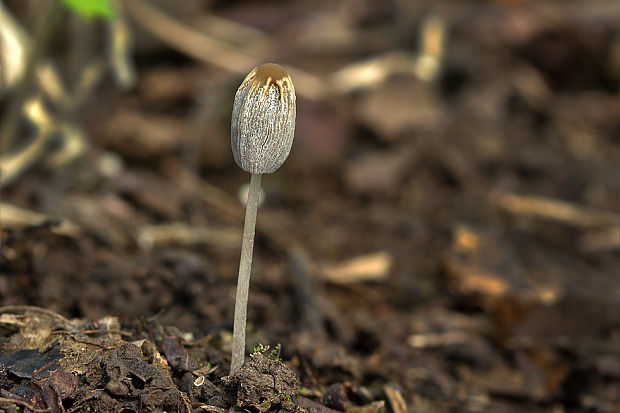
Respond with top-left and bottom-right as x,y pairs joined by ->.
136,222 -> 241,250
0,201 -> 81,237
491,191 -> 620,228
0,3 -> 134,186
321,251 -> 393,284
122,0 -> 327,100
122,0 -> 445,100
384,384 -> 408,413
0,397 -> 50,413
0,305 -> 73,326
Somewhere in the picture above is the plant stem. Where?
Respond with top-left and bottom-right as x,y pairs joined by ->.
230,172 -> 262,374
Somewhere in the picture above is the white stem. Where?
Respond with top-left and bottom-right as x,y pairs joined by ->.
230,172 -> 262,374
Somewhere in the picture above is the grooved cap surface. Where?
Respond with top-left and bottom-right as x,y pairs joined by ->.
231,63 -> 296,174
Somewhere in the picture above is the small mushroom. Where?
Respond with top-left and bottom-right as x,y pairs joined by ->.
229,63 -> 296,375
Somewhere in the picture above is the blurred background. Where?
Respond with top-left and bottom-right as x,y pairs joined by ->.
1,0 -> 619,411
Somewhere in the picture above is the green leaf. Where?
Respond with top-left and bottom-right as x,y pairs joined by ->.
62,0 -> 114,19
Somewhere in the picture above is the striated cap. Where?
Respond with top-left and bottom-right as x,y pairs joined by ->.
231,63 -> 296,174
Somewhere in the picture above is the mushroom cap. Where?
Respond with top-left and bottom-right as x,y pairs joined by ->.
231,63 -> 296,174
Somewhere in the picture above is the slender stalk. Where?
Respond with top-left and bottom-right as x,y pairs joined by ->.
230,172 -> 262,374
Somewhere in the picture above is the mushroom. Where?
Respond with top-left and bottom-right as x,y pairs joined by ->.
229,63 -> 296,374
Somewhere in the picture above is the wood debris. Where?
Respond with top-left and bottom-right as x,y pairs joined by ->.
137,223 -> 241,250
321,251 -> 393,284
383,384 -> 407,413
491,191 -> 620,228
0,202 -> 80,238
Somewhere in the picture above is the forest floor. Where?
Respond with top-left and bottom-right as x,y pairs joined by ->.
1,0 -> 620,412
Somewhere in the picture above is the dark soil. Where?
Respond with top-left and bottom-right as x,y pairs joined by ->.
1,0 -> 620,412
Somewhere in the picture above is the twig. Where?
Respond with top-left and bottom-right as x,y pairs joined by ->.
384,384 -> 408,413
108,0 -> 136,88
69,59 -> 107,109
0,305 -> 73,326
0,5 -> 117,186
122,0 -> 327,100
408,331 -> 473,349
321,251 -> 393,284
32,358 -> 60,379
51,328 -> 132,337
63,337 -> 115,350
122,0 -> 254,73
44,123 -> 86,168
0,397 -> 50,413
37,63 -> 70,107
491,191 -> 620,228
0,1 -> 27,91
191,14 -> 268,48
0,123 -> 53,186
0,62 -> 103,184
123,0 -> 446,100
136,222 -> 241,250
0,201 -> 81,237
330,52 -> 419,93
331,14 -> 445,92
0,0 -> 61,152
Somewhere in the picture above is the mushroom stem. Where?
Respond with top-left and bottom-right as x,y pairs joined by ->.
230,172 -> 262,374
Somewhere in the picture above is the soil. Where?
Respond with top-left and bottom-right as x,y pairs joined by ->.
1,0 -> 620,412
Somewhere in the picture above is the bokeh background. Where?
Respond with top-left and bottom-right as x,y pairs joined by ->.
1,0 -> 620,411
